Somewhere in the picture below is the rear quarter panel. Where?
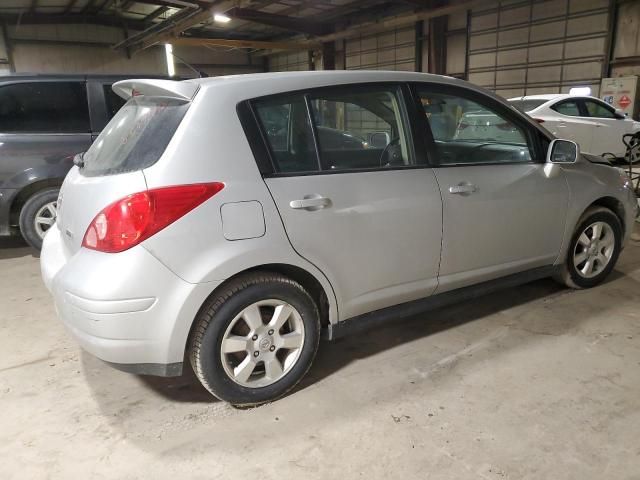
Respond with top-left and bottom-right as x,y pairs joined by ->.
140,84 -> 339,324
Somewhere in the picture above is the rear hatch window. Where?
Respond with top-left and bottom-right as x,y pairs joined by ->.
81,96 -> 189,176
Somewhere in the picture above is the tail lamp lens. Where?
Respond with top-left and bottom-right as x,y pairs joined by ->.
82,182 -> 224,253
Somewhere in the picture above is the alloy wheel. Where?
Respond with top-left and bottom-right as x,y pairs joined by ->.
34,201 -> 57,240
220,299 -> 305,388
573,221 -> 615,278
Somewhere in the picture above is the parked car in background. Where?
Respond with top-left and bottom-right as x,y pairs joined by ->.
508,94 -> 640,160
0,74 -> 166,250
41,72 -> 637,406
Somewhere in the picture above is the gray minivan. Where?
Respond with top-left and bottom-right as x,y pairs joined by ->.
0,74 -> 163,249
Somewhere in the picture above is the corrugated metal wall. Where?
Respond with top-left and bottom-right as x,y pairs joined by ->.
268,51 -> 309,71
466,0 -> 611,98
345,26 -> 416,71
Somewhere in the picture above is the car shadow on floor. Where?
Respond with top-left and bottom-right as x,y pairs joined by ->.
0,237 -> 37,260
130,276 -> 578,404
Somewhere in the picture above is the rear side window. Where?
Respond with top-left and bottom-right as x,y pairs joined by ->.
81,96 -> 189,176
551,100 -> 580,116
509,99 -> 546,112
0,81 -> 89,133
103,84 -> 127,119
254,96 -> 318,173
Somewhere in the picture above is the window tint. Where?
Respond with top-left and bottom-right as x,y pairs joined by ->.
308,87 -> 413,170
82,97 -> 189,176
0,82 -> 89,133
103,84 -> 127,119
509,99 -> 547,112
417,89 -> 532,165
551,100 -> 580,116
254,96 -> 318,173
584,99 -> 615,119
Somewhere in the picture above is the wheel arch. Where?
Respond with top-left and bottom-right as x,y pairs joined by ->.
585,196 -> 626,235
9,179 -> 63,227
182,262 -> 337,362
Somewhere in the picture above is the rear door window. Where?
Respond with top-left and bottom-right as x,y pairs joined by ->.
81,96 -> 189,176
0,81 -> 89,133
583,99 -> 616,119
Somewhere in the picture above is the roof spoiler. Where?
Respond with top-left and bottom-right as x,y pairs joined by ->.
112,79 -> 198,102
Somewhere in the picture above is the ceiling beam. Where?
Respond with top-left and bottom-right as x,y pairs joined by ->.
132,0 -> 241,51
225,7 -> 330,36
306,0 -> 482,45
144,6 -> 170,22
169,36 -> 320,51
0,13 -> 147,30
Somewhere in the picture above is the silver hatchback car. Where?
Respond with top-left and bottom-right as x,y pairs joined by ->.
41,71 -> 637,405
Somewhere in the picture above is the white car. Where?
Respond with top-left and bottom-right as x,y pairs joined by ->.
508,94 -> 640,159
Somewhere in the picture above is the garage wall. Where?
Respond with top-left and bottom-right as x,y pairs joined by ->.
467,0 -> 611,98
0,24 -> 260,77
268,51 -> 309,71
610,0 -> 640,77
345,26 -> 415,71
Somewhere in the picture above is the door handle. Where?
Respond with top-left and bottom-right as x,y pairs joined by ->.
289,195 -> 332,211
448,183 -> 477,195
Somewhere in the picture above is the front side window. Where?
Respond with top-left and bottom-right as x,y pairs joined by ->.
551,100 -> 580,117
417,89 -> 532,165
583,99 -> 616,119
0,81 -> 90,133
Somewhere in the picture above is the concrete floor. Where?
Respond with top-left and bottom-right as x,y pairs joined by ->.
1,231 -> 640,480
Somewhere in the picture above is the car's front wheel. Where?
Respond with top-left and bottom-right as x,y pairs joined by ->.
189,272 -> 320,405
555,206 -> 622,289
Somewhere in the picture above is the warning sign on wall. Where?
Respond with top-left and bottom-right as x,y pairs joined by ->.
600,76 -> 639,119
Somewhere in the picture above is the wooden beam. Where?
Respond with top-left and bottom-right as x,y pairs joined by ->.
169,36 -> 321,51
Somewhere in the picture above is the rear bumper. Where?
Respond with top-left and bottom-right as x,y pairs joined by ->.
41,223 -> 221,375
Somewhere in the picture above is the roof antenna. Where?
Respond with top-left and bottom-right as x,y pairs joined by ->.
169,49 -> 209,78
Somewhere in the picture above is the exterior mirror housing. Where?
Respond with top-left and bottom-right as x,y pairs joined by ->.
614,108 -> 627,119
369,131 -> 390,148
547,139 -> 579,164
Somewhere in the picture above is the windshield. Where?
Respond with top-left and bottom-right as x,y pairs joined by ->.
82,96 -> 189,176
508,99 -> 547,112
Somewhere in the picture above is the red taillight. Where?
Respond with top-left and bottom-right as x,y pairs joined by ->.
533,118 -> 545,123
82,182 -> 224,253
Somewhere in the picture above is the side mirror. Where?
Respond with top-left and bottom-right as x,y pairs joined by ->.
547,139 -> 579,164
369,131 -> 390,148
614,108 -> 627,119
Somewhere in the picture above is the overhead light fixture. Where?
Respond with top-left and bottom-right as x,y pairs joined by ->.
165,43 -> 175,77
214,13 -> 231,23
569,86 -> 591,96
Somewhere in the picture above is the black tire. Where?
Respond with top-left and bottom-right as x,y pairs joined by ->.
554,206 -> 622,289
19,188 -> 59,251
189,272 -> 321,406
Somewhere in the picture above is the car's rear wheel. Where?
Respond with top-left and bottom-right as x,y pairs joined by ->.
19,188 -> 59,251
189,272 -> 320,405
554,206 -> 622,289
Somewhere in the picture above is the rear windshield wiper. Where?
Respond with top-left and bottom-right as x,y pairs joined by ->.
73,152 -> 85,169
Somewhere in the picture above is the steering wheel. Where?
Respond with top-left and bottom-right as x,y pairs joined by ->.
378,137 -> 400,167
